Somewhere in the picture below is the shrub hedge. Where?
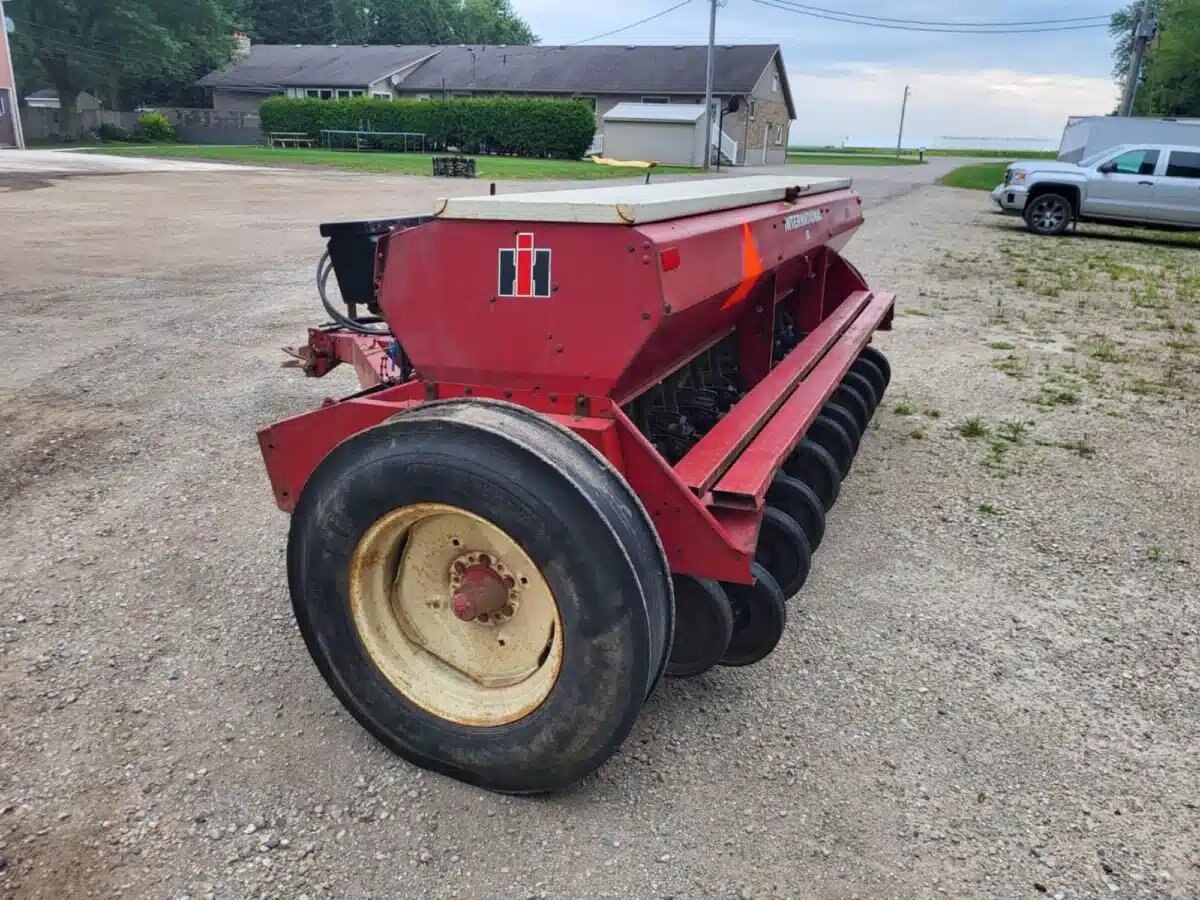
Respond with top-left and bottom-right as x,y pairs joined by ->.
259,96 -> 596,159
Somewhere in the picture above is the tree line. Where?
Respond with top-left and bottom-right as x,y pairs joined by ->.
1111,0 -> 1199,116
7,0 -> 535,121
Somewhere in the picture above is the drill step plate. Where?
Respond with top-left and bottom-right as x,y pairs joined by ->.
432,175 -> 853,226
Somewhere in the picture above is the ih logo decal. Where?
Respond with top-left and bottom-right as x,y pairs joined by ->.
499,233 -> 552,298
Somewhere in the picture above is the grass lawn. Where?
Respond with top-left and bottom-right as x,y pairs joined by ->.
939,161 -> 1011,191
787,152 -> 924,166
76,144 -> 698,180
790,146 -> 1058,160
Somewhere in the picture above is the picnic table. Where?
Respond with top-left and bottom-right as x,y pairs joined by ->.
267,132 -> 315,149
320,129 -> 426,152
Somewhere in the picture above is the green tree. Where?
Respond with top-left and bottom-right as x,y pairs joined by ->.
1136,0 -> 1200,115
367,0 -> 535,45
449,0 -> 536,44
8,0 -> 234,124
244,0 -> 344,44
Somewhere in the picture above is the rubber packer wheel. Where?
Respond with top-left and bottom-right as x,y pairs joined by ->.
755,507 -> 812,597
842,370 -> 879,414
850,357 -> 887,403
720,563 -> 788,667
666,576 -> 733,678
860,346 -> 891,389
288,399 -> 669,794
783,438 -> 842,511
829,384 -> 871,436
821,402 -> 862,455
806,414 -> 855,478
766,473 -> 825,553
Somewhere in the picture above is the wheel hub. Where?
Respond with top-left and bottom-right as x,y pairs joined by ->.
448,553 -> 520,624
349,504 -> 562,726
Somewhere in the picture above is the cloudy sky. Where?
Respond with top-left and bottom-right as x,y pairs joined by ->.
511,0 -> 1122,149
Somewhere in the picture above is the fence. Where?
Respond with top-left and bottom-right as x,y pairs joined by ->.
23,108 -> 139,141
22,106 -> 261,144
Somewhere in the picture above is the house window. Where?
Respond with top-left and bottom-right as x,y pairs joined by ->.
575,95 -> 597,112
0,93 -> 6,116
372,92 -> 392,101
415,93 -> 432,101
641,95 -> 670,104
305,89 -> 334,100
748,99 -> 756,120
451,91 -> 473,99
772,73 -> 780,93
336,89 -> 365,99
774,123 -> 785,146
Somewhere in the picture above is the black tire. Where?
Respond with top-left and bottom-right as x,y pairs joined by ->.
860,346 -> 891,389
666,576 -> 733,678
850,357 -> 887,403
288,399 -> 666,794
806,414 -> 855,478
755,507 -> 812,597
783,438 -> 842,511
821,402 -> 862,455
829,384 -> 871,436
720,563 -> 788,667
409,401 -> 674,698
766,473 -> 826,553
842,370 -> 879,414
1024,192 -> 1072,236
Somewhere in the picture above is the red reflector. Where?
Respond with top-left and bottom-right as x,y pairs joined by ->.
660,248 -> 681,272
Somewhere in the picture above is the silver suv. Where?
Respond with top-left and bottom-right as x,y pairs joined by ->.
991,144 -> 1200,235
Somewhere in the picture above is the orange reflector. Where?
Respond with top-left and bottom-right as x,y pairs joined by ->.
660,248 -> 681,272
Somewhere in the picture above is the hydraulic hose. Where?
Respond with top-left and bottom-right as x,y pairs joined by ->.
316,250 -> 392,336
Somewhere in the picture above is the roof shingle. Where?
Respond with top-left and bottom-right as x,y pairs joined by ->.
200,44 -> 791,113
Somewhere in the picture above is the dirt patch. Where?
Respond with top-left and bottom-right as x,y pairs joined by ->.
0,392 -> 131,502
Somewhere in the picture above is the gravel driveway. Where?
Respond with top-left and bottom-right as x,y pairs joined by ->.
0,162 -> 1196,900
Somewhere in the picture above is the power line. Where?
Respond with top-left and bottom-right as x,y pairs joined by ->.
756,2 -> 1110,28
464,0 -> 696,64
570,0 -> 695,45
752,0 -> 1113,33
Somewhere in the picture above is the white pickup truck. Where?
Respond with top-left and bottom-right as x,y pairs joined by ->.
991,143 -> 1200,235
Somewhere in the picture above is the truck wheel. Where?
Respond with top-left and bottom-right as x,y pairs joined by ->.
1024,193 -> 1072,236
287,400 -> 667,794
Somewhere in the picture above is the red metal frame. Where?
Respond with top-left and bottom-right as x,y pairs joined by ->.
259,186 -> 895,585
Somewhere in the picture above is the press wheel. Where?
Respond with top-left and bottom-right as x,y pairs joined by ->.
666,576 -> 733,678
821,402 -> 862,455
806,414 -> 855,477
755,507 -> 812,597
783,438 -> 842,511
719,563 -> 788,668
860,346 -> 891,389
766,473 -> 825,553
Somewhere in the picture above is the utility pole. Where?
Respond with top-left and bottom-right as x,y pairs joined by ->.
0,0 -> 26,150
895,85 -> 910,158
701,0 -> 717,171
1119,1 -> 1155,117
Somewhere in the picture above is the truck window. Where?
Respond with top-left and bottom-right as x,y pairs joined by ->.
1108,149 -> 1159,175
1165,151 -> 1200,179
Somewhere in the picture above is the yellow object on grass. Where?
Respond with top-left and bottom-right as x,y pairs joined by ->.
591,155 -> 659,169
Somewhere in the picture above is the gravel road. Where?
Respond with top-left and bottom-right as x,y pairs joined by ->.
0,161 -> 1196,900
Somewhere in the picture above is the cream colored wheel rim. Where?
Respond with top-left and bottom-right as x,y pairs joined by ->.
349,503 -> 563,727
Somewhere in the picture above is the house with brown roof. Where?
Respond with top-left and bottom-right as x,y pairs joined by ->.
199,43 -> 795,165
